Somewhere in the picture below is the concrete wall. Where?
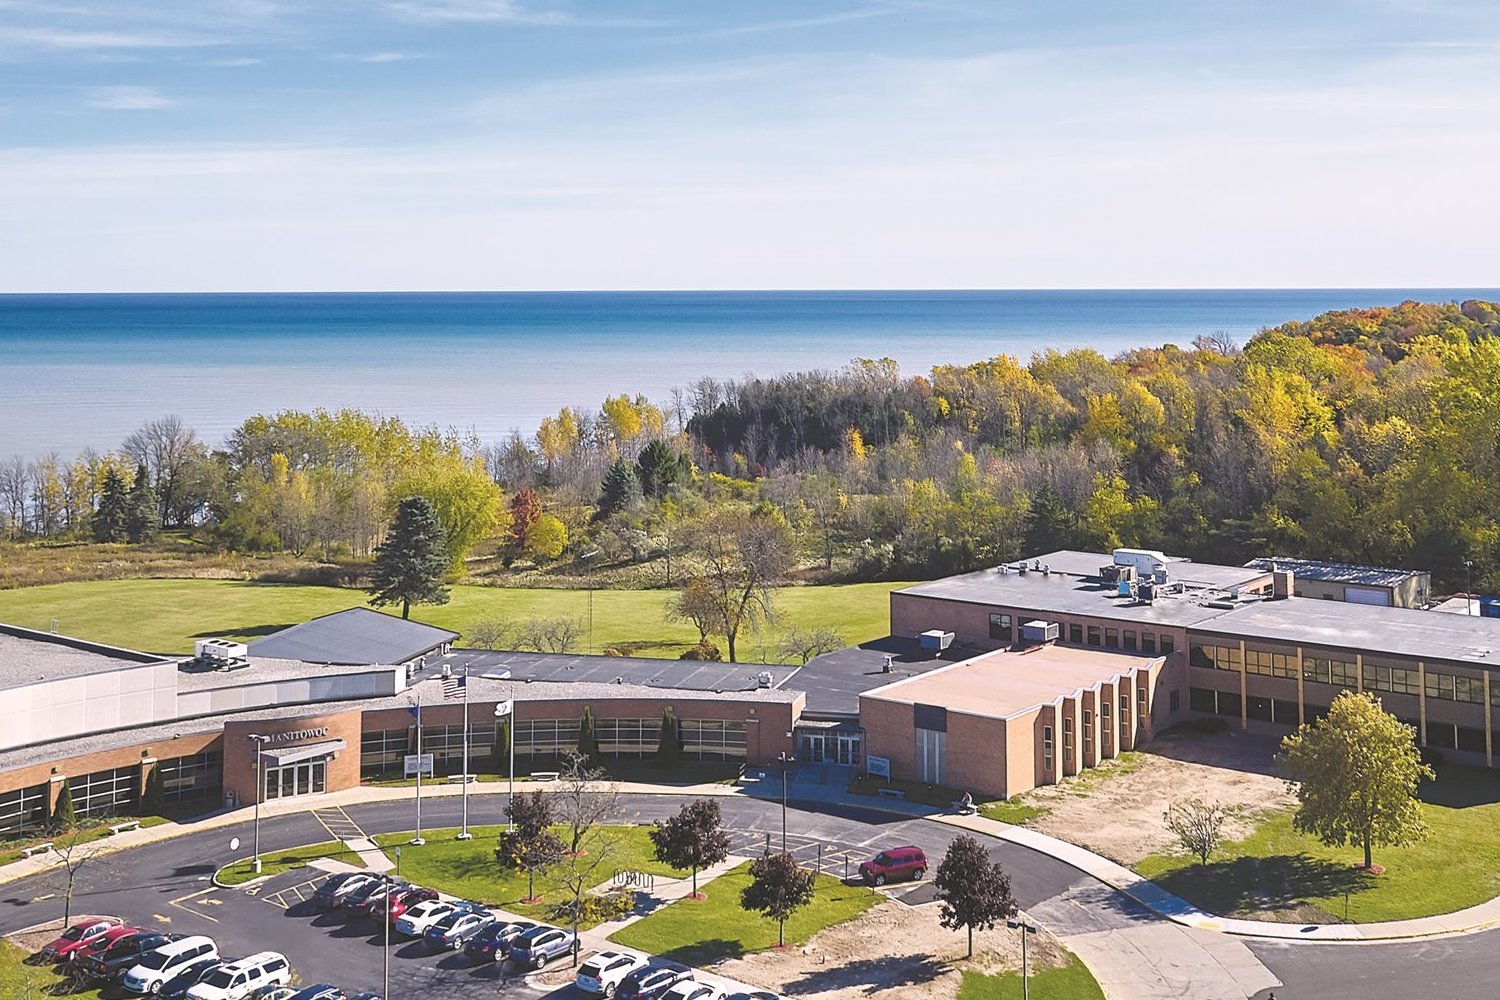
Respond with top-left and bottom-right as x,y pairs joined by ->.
0,661 -> 178,751
176,667 -> 404,720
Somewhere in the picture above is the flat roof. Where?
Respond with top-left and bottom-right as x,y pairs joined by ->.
862,645 -> 1157,720
1245,556 -> 1426,589
0,624 -> 168,691
1192,597 -> 1500,668
438,649 -> 799,693
175,656 -> 399,692
781,637 -> 984,716
247,607 -> 458,665
1031,550 -> 1269,591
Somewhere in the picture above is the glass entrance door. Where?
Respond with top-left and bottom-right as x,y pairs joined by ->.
799,733 -> 827,763
264,759 -> 329,800
836,733 -> 861,765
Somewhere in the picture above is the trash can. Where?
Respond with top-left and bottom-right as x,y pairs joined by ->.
225,789 -> 237,810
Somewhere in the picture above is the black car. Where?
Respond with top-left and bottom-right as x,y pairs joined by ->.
339,876 -> 398,913
346,993 -> 383,1000
76,932 -> 182,982
287,985 -> 347,1000
312,872 -> 370,909
158,957 -> 227,1000
462,920 -> 536,964
615,963 -> 693,1000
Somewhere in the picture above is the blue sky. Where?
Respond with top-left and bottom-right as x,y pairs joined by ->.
1,0 -> 1497,290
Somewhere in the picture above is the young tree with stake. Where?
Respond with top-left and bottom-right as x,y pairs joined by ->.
649,798 -> 731,899
1164,798 -> 1227,869
934,834 -> 1017,958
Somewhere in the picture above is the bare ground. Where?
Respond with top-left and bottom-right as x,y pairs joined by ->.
1022,728 -> 1298,865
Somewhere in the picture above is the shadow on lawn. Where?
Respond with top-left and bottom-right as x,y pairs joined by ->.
784,954 -> 947,996
648,938 -> 745,965
1419,763 -> 1500,808
1152,854 -> 1373,919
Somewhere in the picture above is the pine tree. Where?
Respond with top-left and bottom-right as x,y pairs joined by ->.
1024,482 -> 1076,555
596,460 -> 642,520
493,718 -> 512,776
636,441 -> 691,501
577,707 -> 600,767
52,783 -> 77,830
656,707 -> 680,768
368,496 -> 451,620
125,463 -> 159,543
92,467 -> 129,543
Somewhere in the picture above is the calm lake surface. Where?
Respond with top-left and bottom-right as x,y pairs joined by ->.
2,289 -> 1497,458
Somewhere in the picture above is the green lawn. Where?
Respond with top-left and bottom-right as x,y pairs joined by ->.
217,839 -> 362,885
1135,764 -> 1500,923
1,940 -> 108,1000
979,800 -> 1048,825
0,578 -> 914,658
371,824 -> 686,920
0,815 -> 172,867
608,861 -> 882,964
957,955 -> 1106,1000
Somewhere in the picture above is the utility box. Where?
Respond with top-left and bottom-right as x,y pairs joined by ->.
918,629 -> 955,652
1021,620 -> 1059,644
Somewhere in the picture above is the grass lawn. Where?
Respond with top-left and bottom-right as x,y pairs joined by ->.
217,839 -> 362,886
1135,764 -> 1500,923
0,940 -> 110,1000
0,578 -> 916,658
370,824 -> 686,921
845,774 -> 980,810
957,955 -> 1106,1000
979,800 -> 1048,825
0,815 -> 173,867
608,861 -> 882,965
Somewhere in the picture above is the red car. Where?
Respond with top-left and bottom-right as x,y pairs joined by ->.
858,846 -> 927,886
380,887 -> 439,924
37,918 -> 123,963
67,924 -> 143,964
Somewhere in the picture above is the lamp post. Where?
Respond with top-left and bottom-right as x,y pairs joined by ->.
581,549 -> 600,654
1465,559 -> 1475,615
1006,914 -> 1040,1000
495,696 -> 515,831
247,734 -> 269,874
777,751 -> 795,853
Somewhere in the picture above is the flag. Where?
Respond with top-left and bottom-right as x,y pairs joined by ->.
408,701 -> 421,721
494,698 -> 513,718
442,673 -> 466,701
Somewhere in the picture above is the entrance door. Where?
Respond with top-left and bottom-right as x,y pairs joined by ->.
799,734 -> 827,763
836,734 -> 861,765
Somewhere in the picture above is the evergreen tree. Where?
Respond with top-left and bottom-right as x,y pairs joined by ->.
1024,482 -> 1076,555
636,441 -> 691,501
493,717 -> 512,776
125,463 -> 159,543
141,764 -> 165,815
92,467 -> 129,542
52,783 -> 77,830
577,707 -> 600,767
368,495 -> 451,620
596,460 -> 642,520
655,707 -> 680,768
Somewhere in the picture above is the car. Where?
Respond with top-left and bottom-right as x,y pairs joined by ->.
393,898 -> 461,937
505,925 -> 576,969
614,962 -> 693,1000
257,989 -> 297,1000
661,983 -> 722,1000
725,993 -> 785,1000
348,881 -> 410,918
339,876 -> 398,914
158,958 -> 229,1000
185,952 -> 292,1000
422,909 -> 493,950
463,920 -> 537,964
69,924 -> 146,964
120,935 -> 219,994
858,846 -> 927,886
346,993 -> 382,1000
575,950 -> 648,996
76,932 -> 184,983
285,985 -> 346,1000
375,886 -> 436,923
37,917 -> 123,963
313,872 -> 373,909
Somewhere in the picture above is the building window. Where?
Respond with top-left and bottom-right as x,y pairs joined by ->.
1063,717 -> 1074,753
68,766 -> 138,820
1426,671 -> 1485,705
1160,635 -> 1175,654
1244,649 -> 1296,678
916,727 -> 946,784
1247,696 -> 1273,722
1087,625 -> 1101,647
1123,630 -> 1138,651
1304,656 -> 1358,688
1082,711 -> 1093,757
1363,664 -> 1420,697
1169,690 -> 1180,712
361,728 -> 411,777
680,719 -> 748,761
596,718 -> 655,758
514,718 -> 582,760
1069,623 -> 1083,644
989,613 -> 1014,642
1427,722 -> 1457,750
1273,699 -> 1300,725
1141,633 -> 1156,654
0,783 -> 48,837
1190,687 -> 1216,713
157,750 -> 223,802
1042,725 -> 1054,773
1137,686 -> 1147,717
419,723 -> 495,775
1192,644 -> 1241,672
1105,628 -> 1119,649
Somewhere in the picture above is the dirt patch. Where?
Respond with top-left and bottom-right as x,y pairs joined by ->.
1021,729 -> 1297,865
715,900 -> 1071,1000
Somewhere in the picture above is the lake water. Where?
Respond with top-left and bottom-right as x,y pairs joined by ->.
2,288 -> 1496,458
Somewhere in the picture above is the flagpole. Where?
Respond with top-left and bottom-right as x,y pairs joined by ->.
457,666 -> 472,840
411,696 -> 425,846
496,690 -> 515,833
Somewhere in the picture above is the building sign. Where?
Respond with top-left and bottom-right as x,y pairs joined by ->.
268,727 -> 330,744
404,753 -> 435,777
867,755 -> 891,779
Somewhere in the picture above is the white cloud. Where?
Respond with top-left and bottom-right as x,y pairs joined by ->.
0,25 -> 224,49
203,56 -> 263,67
86,85 -> 175,109
383,0 -> 656,27
334,51 -> 424,63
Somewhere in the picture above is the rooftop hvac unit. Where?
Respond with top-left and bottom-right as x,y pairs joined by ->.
194,638 -> 248,663
757,671 -> 774,688
1020,620 -> 1059,643
919,629 -> 955,652
1113,547 -> 1170,576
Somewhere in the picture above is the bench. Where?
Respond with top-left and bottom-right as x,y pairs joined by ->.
20,842 -> 53,859
446,774 -> 477,784
108,820 -> 141,835
529,771 -> 560,782
876,787 -> 907,800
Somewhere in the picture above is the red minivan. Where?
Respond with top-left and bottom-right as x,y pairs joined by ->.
858,846 -> 927,885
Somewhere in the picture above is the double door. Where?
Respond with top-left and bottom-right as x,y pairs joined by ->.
799,732 -> 862,766
264,759 -> 327,800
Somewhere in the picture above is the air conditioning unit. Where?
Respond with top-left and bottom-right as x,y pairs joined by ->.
194,638 -> 248,663
1021,620 -> 1060,644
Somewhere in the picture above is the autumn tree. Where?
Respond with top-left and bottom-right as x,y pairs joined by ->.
679,506 -> 796,662
524,514 -> 568,562
497,791 -> 563,903
665,576 -> 722,644
776,627 -> 844,665
1163,798 -> 1227,869
368,496 -> 450,619
934,834 -> 1017,958
509,487 -> 542,548
1279,690 -> 1433,870
740,851 -> 816,948
649,798 -> 731,898
398,460 -> 506,573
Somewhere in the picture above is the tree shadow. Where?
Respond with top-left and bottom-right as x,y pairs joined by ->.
189,624 -> 293,639
647,938 -> 744,966
1419,763 -> 1500,808
1151,853 -> 1373,918
783,954 -> 948,996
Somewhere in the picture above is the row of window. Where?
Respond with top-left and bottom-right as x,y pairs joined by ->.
158,750 -> 223,802
0,783 -> 49,838
987,612 -> 1177,655
68,766 -> 138,820
1191,646 -> 1497,706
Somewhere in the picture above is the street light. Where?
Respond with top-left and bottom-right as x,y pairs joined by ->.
777,751 -> 795,853
1006,914 -> 1040,1000
1465,559 -> 1476,615
247,734 -> 269,874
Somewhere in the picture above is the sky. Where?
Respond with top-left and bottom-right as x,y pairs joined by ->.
1,0 -> 1498,291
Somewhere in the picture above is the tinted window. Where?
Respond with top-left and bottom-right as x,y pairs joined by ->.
203,970 -> 235,988
63,927 -> 86,941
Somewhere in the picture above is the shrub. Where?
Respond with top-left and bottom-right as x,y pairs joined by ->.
548,889 -> 636,925
679,641 -> 723,661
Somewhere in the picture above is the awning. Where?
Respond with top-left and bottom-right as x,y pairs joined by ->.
260,739 -> 346,766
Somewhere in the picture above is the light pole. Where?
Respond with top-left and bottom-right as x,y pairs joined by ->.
495,696 -> 515,831
457,666 -> 472,841
1006,914 -> 1039,1000
247,734 -> 269,874
581,549 -> 599,654
777,751 -> 795,853
1465,559 -> 1475,615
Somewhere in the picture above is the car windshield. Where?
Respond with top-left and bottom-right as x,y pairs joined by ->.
873,853 -> 892,866
138,952 -> 172,970
202,970 -> 235,989
62,927 -> 86,941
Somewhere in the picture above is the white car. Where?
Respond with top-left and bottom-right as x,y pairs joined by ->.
576,951 -> 648,996
393,899 -> 459,937
121,936 -> 218,995
185,952 -> 291,1000
661,983 -> 723,1000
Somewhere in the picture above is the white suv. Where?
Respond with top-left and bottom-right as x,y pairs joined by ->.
185,952 -> 291,1000
394,899 -> 459,938
576,951 -> 647,996
121,936 -> 218,995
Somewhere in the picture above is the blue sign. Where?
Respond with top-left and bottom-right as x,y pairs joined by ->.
867,755 -> 891,779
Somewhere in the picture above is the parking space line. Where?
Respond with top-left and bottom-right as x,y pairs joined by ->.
168,888 -> 221,924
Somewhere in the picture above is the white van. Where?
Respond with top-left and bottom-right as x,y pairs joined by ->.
121,936 -> 218,995
185,952 -> 291,1000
